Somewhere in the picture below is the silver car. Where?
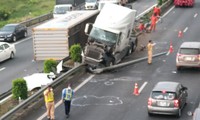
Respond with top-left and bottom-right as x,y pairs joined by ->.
147,81 -> 188,117
193,108 -> 200,120
0,42 -> 16,62
176,42 -> 200,70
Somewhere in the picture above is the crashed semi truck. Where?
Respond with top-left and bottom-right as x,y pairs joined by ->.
82,4 -> 137,68
32,10 -> 99,61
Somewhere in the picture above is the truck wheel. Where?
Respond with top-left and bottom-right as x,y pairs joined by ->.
127,45 -> 133,55
106,58 -> 115,67
133,39 -> 138,52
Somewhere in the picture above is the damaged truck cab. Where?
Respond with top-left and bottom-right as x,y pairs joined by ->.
82,4 -> 137,68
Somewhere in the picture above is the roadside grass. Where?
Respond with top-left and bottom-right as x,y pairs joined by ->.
0,0 -> 55,28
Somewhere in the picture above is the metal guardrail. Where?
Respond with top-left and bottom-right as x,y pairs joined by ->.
0,64 -> 86,120
0,89 -> 12,101
19,3 -> 84,28
20,13 -> 53,27
92,52 -> 168,73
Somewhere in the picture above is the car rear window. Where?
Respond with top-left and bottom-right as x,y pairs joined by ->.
180,48 -> 199,55
151,91 -> 176,100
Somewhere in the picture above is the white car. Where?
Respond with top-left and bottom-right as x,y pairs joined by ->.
53,4 -> 73,18
23,72 -> 56,92
0,42 -> 16,62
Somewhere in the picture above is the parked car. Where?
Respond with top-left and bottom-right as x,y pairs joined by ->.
0,24 -> 28,42
193,108 -> 200,120
147,81 -> 188,117
176,42 -> 200,70
23,72 -> 56,93
0,42 -> 16,62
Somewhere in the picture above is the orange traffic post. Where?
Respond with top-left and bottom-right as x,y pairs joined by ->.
178,30 -> 183,38
169,41 -> 174,53
133,83 -> 139,96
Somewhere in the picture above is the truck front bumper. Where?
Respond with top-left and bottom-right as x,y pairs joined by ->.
82,56 -> 103,67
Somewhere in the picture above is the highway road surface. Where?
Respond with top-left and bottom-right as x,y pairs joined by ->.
22,0 -> 200,120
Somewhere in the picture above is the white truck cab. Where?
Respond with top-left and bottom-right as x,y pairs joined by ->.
83,4 -> 137,68
85,0 -> 98,10
53,4 -> 73,18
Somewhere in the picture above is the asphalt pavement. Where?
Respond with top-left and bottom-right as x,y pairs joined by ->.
18,1 -> 173,120
20,1 -> 200,120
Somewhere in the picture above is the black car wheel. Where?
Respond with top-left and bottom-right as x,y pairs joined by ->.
24,31 -> 28,38
10,52 -> 14,59
177,66 -> 182,71
148,112 -> 153,116
176,109 -> 181,118
13,36 -> 17,42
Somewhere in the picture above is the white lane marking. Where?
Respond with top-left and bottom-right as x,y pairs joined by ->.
0,67 -> 5,72
13,36 -> 32,45
194,13 -> 198,18
157,6 -> 175,23
162,6 -> 175,18
138,82 -> 148,93
183,27 -> 188,33
74,75 -> 95,92
37,74 -> 95,120
136,4 -> 157,19
166,51 -> 170,56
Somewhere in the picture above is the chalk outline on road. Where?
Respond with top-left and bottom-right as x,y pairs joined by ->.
71,95 -> 123,106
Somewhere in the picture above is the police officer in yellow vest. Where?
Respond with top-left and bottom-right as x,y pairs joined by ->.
147,40 -> 156,64
62,84 -> 74,118
43,85 -> 55,120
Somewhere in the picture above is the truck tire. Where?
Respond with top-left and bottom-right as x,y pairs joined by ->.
127,41 -> 137,56
106,58 -> 115,67
133,39 -> 138,52
127,44 -> 133,55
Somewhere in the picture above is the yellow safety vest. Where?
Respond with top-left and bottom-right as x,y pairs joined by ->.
147,43 -> 153,52
65,88 -> 72,101
44,89 -> 54,103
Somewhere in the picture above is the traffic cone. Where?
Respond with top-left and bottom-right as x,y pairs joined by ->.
133,83 -> 139,96
169,41 -> 173,53
178,30 -> 183,38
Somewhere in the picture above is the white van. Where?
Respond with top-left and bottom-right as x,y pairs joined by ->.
53,4 -> 73,18
85,0 -> 98,10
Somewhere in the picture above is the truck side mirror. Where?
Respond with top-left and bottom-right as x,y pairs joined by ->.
85,23 -> 93,35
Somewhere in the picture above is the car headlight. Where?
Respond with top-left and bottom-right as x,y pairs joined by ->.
7,34 -> 13,37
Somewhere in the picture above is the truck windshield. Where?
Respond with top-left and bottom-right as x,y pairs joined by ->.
86,0 -> 97,2
90,27 -> 119,43
54,6 -> 71,14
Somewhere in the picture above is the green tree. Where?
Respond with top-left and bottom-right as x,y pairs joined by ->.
70,44 -> 82,63
12,78 -> 28,100
43,59 -> 57,73
158,0 -> 163,6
